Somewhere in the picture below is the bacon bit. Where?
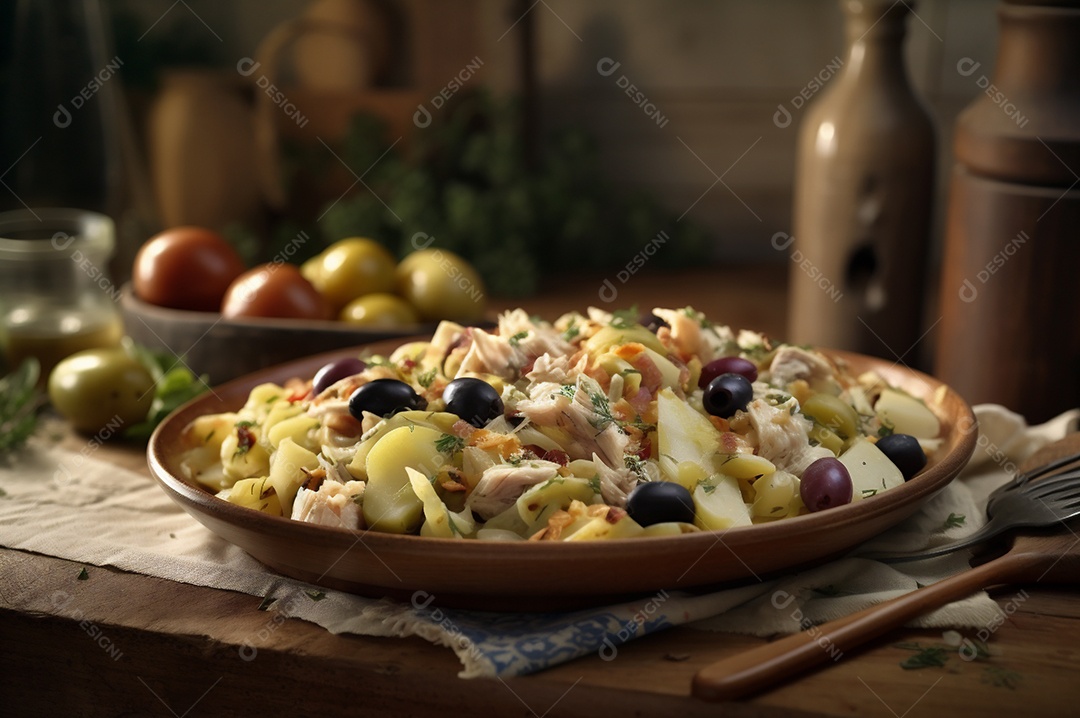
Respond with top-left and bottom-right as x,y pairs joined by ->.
301,467 -> 327,491
451,419 -> 477,439
469,429 -> 521,459
403,358 -> 416,369
628,352 -> 664,392
604,506 -> 627,524
439,479 -> 467,493
528,527 -> 549,541
325,412 -> 364,437
708,415 -> 731,433
284,377 -> 312,402
634,439 -> 652,460
583,362 -> 611,390
520,359 -> 536,375
719,431 -> 752,454
540,449 -> 569,466
627,387 -> 653,415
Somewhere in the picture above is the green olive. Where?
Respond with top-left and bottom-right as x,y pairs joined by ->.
396,248 -> 486,322
339,293 -> 420,327
48,348 -> 155,434
801,393 -> 859,439
304,237 -> 398,312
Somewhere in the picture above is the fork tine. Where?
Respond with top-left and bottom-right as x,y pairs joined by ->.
1015,448 -> 1080,484
1024,474 -> 1080,499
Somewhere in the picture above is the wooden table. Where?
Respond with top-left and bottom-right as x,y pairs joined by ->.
3,266 -> 1079,717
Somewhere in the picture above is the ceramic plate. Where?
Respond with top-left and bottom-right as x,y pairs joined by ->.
148,341 -> 976,611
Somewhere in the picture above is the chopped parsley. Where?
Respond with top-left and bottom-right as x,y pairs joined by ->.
878,423 -> 895,438
861,488 -> 879,497
561,320 -> 580,342
587,390 -> 618,430
587,475 -> 602,494
416,368 -> 437,388
557,384 -> 577,400
508,330 -> 529,347
700,482 -> 717,495
435,433 -> 465,455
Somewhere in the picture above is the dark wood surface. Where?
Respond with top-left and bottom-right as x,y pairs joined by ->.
5,265 -> 1080,717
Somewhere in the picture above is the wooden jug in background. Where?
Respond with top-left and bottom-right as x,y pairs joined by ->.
936,1 -> 1080,423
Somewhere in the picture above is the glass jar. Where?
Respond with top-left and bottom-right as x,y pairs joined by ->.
0,208 -> 124,377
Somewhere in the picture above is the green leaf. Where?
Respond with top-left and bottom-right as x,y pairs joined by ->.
121,344 -> 210,441
0,358 -> 44,456
77,568 -> 89,580
610,305 -> 640,329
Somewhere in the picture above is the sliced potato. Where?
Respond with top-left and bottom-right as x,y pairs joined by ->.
839,439 -> 904,501
362,425 -> 445,533
268,438 -> 320,513
693,474 -> 752,530
226,477 -> 283,516
875,389 -> 941,438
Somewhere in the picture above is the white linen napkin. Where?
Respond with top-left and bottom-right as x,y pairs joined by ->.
0,405 -> 1075,678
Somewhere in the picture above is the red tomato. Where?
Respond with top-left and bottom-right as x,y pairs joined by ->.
133,227 -> 246,311
221,263 -> 331,320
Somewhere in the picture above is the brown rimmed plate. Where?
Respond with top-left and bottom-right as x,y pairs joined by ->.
148,342 -> 976,611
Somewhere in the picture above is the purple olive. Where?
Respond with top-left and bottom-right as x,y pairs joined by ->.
312,357 -> 367,395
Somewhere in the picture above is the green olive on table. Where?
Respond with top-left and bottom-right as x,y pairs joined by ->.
396,248 -> 485,322
48,348 -> 155,434
302,237 -> 397,312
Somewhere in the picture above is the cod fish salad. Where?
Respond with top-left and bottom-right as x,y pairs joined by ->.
179,307 -> 944,541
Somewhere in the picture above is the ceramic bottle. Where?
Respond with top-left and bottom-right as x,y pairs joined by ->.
787,0 -> 935,364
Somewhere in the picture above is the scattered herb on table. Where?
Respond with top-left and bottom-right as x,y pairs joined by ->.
898,644 -> 950,670
257,595 -> 277,611
982,666 -> 1021,690
943,513 -> 966,530
77,568 -> 89,580
305,590 -> 327,602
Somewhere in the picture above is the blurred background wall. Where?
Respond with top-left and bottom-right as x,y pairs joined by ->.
0,0 -> 999,268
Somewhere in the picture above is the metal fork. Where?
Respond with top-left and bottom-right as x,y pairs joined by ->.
859,468 -> 1080,563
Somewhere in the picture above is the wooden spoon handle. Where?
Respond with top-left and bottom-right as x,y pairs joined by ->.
691,549 -> 1035,702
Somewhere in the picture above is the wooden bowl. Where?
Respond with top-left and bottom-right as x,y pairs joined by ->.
120,284 -> 443,383
148,342 -> 976,611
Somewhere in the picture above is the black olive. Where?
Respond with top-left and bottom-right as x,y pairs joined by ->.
625,481 -> 696,526
703,373 -> 753,418
348,379 -> 426,420
443,377 -> 504,427
875,433 -> 927,480
640,312 -> 669,333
